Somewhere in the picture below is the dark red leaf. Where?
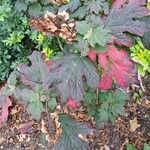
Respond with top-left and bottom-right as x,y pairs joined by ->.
104,0 -> 150,46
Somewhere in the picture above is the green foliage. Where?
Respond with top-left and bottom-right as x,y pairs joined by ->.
130,38 -> 150,76
14,0 -> 58,17
0,0 -> 11,21
126,143 -> 150,150
76,20 -> 112,55
0,0 -> 57,81
15,86 -> 44,120
84,89 -> 128,127
48,97 -> 57,111
126,144 -> 137,150
0,52 -> 58,120
144,144 -> 150,150
0,0 -> 149,149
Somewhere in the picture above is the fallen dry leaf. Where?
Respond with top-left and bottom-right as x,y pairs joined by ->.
130,118 -> 141,132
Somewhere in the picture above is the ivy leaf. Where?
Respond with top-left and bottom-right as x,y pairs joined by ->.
98,45 -> 137,90
104,0 -> 150,46
54,114 -> 93,150
19,51 -> 49,87
59,0 -> 81,12
0,97 -> 12,127
15,0 -> 28,12
44,54 -> 99,103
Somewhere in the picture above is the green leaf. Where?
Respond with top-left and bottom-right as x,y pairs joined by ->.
59,0 -> 81,12
76,21 -> 91,35
86,0 -> 110,15
141,16 -> 150,50
28,3 -> 42,17
27,101 -> 43,120
76,21 -> 112,48
84,91 -> 97,106
54,114 -> 93,150
7,70 -> 19,86
76,39 -> 89,56
95,108 -> 109,126
94,89 -> 128,127
126,144 -> 137,150
144,144 -> 150,150
87,26 -> 112,47
15,0 -> 28,12
48,97 -> 57,111
71,6 -> 87,20
14,85 -> 44,120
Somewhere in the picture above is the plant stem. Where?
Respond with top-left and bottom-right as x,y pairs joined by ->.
138,70 -> 146,92
57,37 -> 63,51
46,102 -> 55,138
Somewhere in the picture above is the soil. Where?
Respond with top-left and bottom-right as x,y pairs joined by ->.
0,76 -> 149,150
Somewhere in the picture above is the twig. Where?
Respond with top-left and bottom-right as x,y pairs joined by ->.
46,102 -> 55,137
57,37 -> 63,51
138,70 -> 146,92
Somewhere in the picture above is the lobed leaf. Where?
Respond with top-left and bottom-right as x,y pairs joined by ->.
19,51 -> 49,87
76,21 -> 112,55
104,0 -> 150,46
97,90 -> 128,127
86,0 -> 110,15
59,0 -> 81,12
98,45 -> 137,90
14,86 -> 44,120
54,114 -> 93,150
44,54 -> 99,102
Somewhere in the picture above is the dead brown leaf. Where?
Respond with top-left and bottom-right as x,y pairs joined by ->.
130,118 -> 141,132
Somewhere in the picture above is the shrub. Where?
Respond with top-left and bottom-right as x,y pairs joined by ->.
0,0 -> 55,81
0,0 -> 150,149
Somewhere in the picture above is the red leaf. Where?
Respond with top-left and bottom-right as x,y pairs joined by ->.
0,97 -> 12,127
47,60 -> 54,69
98,45 -> 137,90
88,49 -> 97,62
66,99 -> 78,109
112,0 -> 128,9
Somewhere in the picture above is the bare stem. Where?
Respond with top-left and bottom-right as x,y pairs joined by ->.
57,37 -> 63,51
138,70 -> 146,92
46,102 -> 55,138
